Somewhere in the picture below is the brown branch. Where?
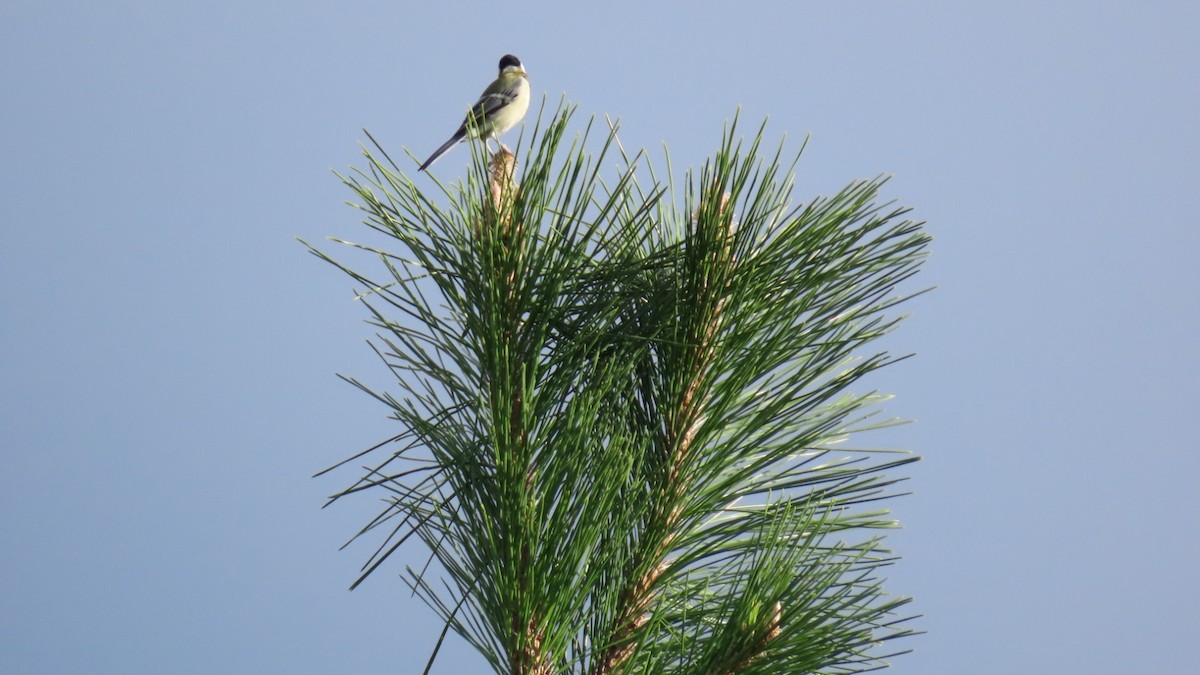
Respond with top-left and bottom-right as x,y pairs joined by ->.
488,149 -> 522,254
592,191 -> 738,675
485,149 -> 550,675
723,601 -> 784,675
512,616 -> 553,675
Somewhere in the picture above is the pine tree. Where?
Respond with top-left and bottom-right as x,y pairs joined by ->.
308,104 -> 930,674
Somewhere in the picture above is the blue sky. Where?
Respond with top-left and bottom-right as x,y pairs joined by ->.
2,1 -> 1197,673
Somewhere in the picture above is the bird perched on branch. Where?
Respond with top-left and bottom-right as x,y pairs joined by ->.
419,54 -> 531,171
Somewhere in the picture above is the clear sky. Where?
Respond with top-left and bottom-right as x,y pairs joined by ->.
2,1 -> 1197,673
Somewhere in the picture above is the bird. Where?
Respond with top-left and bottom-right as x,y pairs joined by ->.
419,54 -> 531,171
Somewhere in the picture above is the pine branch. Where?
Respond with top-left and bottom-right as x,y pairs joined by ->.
311,104 -> 929,675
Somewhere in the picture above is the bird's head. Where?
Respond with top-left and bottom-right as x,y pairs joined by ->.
499,54 -> 526,76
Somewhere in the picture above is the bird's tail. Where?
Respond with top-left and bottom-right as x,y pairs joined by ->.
418,131 -> 466,171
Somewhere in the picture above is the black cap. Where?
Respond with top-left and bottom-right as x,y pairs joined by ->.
499,54 -> 522,71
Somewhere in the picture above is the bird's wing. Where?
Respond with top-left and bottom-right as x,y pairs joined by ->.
467,80 -> 523,121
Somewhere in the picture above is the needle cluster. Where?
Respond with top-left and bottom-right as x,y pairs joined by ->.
308,103 -> 930,674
